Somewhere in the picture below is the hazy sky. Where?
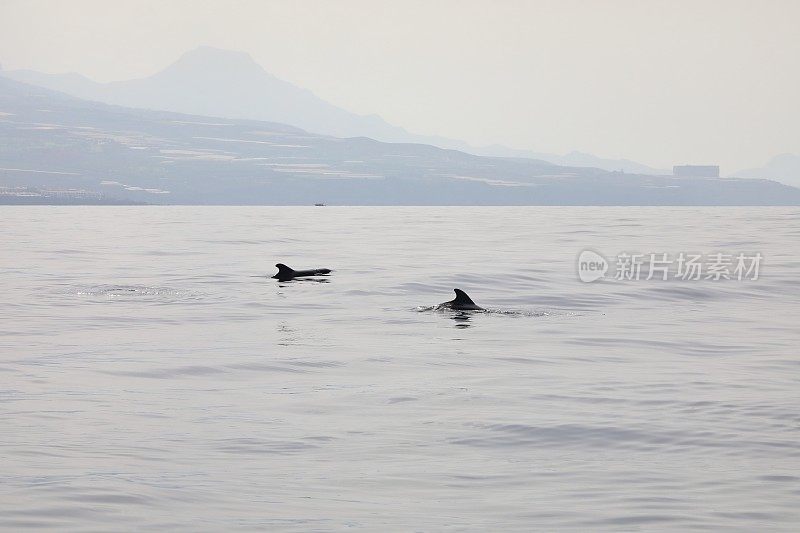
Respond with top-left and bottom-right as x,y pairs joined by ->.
0,0 -> 798,171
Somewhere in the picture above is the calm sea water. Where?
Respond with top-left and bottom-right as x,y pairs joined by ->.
2,206 -> 799,531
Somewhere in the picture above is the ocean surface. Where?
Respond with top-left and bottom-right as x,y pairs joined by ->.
2,206 -> 799,531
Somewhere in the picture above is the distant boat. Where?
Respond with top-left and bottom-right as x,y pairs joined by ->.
314,203 -> 325,206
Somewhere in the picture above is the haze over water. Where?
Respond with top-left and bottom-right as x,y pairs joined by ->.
2,206 -> 799,531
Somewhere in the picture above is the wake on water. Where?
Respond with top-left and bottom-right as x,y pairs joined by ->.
67,284 -> 558,317
67,284 -> 201,301
415,304 -> 552,317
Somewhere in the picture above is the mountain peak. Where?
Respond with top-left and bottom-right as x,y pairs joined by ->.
157,46 -> 267,81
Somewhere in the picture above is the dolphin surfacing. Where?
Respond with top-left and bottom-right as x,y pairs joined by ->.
440,288 -> 484,311
272,263 -> 332,281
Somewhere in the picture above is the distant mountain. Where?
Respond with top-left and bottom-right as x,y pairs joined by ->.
2,77 -> 797,205
734,154 -> 800,188
3,47 -> 400,138
1,46 -> 665,174
458,143 -> 668,174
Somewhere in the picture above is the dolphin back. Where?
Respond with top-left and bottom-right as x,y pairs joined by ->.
273,263 -> 331,279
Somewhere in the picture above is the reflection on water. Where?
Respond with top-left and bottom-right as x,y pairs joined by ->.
450,311 -> 474,328
2,206 -> 799,531
276,277 -> 331,286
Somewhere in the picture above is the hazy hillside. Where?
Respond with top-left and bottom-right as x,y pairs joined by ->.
1,47 -> 666,175
1,47 -> 471,149
734,154 -> 800,188
1,77 -> 798,205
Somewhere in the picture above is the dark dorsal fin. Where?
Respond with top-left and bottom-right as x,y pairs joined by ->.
453,288 -> 476,305
275,263 -> 295,276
